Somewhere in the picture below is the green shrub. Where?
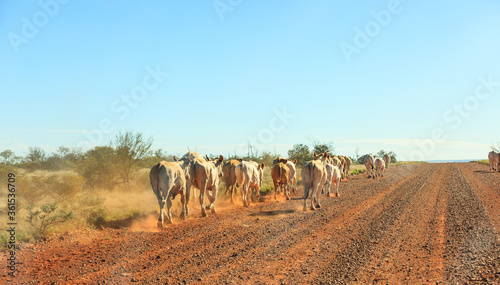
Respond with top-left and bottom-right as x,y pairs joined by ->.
25,202 -> 73,238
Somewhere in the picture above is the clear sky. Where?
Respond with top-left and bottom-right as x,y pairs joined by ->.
1,0 -> 500,161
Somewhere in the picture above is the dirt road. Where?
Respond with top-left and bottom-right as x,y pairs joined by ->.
2,162 -> 500,284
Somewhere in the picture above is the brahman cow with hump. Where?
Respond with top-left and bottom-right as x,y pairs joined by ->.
364,154 -> 375,178
374,157 -> 385,178
271,162 -> 291,200
383,153 -> 391,169
495,152 -> 500,172
302,151 -> 328,211
489,151 -> 499,171
221,159 -> 241,203
150,161 -> 188,227
235,161 -> 264,206
189,155 -> 224,217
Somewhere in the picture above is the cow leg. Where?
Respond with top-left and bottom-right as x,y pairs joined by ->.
199,182 -> 208,217
314,182 -> 322,209
303,185 -> 309,211
230,184 -> 235,204
180,193 -> 186,220
274,181 -> 279,200
157,198 -> 165,228
166,197 -> 173,224
335,179 -> 340,197
293,176 -> 297,193
206,185 -> 217,213
254,185 -> 261,203
243,182 -> 250,207
285,184 -> 290,200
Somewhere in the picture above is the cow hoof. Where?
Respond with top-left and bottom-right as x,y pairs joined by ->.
157,221 -> 164,228
336,194 -> 340,197
180,214 -> 186,220
315,204 -> 321,209
211,207 -> 217,214
310,207 -> 316,211
201,210 -> 207,217
205,205 -> 211,210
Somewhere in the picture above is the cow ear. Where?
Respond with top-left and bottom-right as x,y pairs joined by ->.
205,155 -> 210,161
324,151 -> 328,157
238,158 -> 243,162
173,156 -> 179,161
294,159 -> 297,165
261,163 -> 265,169
313,151 -> 317,158
219,155 -> 224,162
257,164 -> 261,170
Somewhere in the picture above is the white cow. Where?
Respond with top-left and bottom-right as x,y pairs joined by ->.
489,151 -> 498,171
374,157 -> 385,178
364,154 -> 375,178
235,161 -> 265,205
324,163 -> 341,197
249,161 -> 265,201
383,153 -> 390,170
286,159 -> 298,193
189,155 -> 224,217
150,162 -> 187,227
302,151 -> 328,211
344,156 -> 352,179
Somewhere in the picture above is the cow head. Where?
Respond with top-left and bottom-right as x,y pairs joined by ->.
213,155 -> 224,177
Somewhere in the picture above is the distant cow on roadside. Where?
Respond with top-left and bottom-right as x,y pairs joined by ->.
302,151 -> 328,211
150,162 -> 188,227
189,155 -> 224,217
235,161 -> 264,206
489,151 -> 499,171
374,158 -> 385,178
383,153 -> 391,169
364,155 -> 375,178
271,162 -> 291,200
495,153 -> 500,172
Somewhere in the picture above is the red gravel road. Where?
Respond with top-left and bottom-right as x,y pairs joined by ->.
2,162 -> 500,284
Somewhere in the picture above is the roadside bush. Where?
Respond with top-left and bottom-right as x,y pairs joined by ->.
76,196 -> 107,228
25,202 -> 73,238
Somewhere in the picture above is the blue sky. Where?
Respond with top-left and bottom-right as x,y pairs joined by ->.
1,0 -> 500,161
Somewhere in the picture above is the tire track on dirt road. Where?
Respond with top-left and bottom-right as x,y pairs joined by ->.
354,163 -> 448,284
445,164 -> 500,284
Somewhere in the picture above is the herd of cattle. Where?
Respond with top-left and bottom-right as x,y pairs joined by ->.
149,151 -> 391,227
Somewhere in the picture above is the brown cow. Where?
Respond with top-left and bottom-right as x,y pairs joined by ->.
221,159 -> 241,203
271,162 -> 291,200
